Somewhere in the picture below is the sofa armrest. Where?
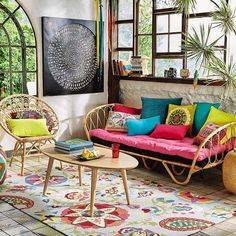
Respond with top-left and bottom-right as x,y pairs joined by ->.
83,104 -> 115,141
192,122 -> 236,168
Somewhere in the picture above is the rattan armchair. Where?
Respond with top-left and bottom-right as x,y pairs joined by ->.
0,94 -> 60,175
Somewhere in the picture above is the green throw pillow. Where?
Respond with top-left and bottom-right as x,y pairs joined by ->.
7,119 -> 50,137
203,107 -> 236,143
193,102 -> 220,136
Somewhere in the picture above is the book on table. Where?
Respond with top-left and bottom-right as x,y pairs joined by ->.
55,147 -> 94,154
55,138 -> 94,154
55,138 -> 93,148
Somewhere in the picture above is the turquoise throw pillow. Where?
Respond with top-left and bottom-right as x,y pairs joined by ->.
141,97 -> 182,123
126,116 -> 161,136
193,102 -> 220,136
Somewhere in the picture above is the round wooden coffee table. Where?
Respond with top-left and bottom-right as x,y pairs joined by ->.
40,144 -> 139,216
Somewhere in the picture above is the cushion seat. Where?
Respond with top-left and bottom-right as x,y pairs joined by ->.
89,129 -> 233,167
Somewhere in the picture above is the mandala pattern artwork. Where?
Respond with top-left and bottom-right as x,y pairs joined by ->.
48,24 -> 98,91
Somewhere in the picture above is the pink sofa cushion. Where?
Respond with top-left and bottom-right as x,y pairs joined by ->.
150,124 -> 190,140
89,129 -> 233,162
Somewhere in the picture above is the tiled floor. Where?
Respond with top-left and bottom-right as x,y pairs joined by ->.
1,155 -> 236,236
0,200 -> 65,236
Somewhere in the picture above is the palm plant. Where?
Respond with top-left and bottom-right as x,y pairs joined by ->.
207,56 -> 236,99
175,0 -> 236,98
184,24 -> 223,70
173,0 -> 197,16
211,0 -> 236,34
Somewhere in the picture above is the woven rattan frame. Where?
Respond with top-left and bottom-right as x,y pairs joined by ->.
0,94 -> 61,175
84,103 -> 236,185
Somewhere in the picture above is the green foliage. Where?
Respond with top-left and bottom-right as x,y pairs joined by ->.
184,24 -> 223,69
173,0 -> 197,16
207,56 -> 236,99
138,0 -> 152,74
0,0 -> 36,98
211,0 -> 236,34
138,36 -> 152,73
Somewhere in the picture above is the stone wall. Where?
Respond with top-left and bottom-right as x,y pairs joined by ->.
119,80 -> 236,114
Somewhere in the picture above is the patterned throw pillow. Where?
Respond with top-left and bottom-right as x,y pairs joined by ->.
166,104 -> 197,136
10,110 -> 53,132
194,123 -> 226,148
105,111 -> 140,132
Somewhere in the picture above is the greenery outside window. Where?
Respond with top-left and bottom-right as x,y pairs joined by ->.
0,0 -> 37,98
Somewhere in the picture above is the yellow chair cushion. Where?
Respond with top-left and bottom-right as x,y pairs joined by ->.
7,119 -> 50,137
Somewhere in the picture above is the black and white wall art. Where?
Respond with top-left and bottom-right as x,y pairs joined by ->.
42,17 -> 104,96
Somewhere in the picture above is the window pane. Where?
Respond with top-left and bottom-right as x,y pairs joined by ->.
0,73 -> 10,97
118,51 -> 132,61
190,0 -> 221,13
118,24 -> 133,47
138,0 -> 153,34
26,48 -> 36,71
156,15 -> 168,33
169,34 -> 182,52
155,59 -> 183,77
27,73 -> 37,95
187,50 -> 224,78
0,28 -> 9,45
4,18 -> 21,45
156,34 -> 168,52
15,8 -> 36,46
0,0 -> 19,12
0,9 -> 8,23
12,47 -> 22,71
138,35 -> 152,74
118,0 -> 133,20
189,17 -> 224,46
0,47 -> 9,70
12,73 -> 22,94
187,58 -> 204,78
170,14 -> 182,32
155,0 -> 174,9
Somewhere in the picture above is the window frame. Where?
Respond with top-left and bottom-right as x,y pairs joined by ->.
115,0 -> 135,60
113,0 -> 228,79
0,0 -> 38,98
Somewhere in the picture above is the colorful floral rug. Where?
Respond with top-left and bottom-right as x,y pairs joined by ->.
0,165 -> 236,236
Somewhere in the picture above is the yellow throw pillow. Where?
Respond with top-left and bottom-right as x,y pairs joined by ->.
166,104 -> 197,136
7,119 -> 50,137
203,107 -> 236,143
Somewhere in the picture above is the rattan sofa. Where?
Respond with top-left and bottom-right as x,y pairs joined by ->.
84,104 -> 236,185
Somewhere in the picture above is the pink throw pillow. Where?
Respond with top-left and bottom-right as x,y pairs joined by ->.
194,123 -> 226,148
150,124 -> 190,140
114,104 -> 141,115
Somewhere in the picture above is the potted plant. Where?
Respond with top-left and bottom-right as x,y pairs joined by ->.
173,0 -> 236,99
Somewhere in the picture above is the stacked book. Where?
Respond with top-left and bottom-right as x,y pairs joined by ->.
130,56 -> 143,75
55,138 -> 94,154
112,60 -> 131,75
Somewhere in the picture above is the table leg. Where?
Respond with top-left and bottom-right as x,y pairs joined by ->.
90,168 -> 98,217
78,165 -> 83,186
120,169 -> 130,205
43,157 -> 54,195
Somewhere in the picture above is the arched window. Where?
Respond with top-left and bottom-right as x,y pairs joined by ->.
0,0 -> 37,98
